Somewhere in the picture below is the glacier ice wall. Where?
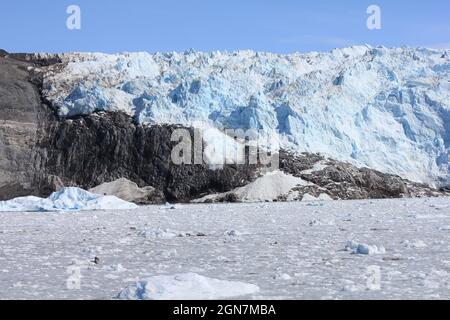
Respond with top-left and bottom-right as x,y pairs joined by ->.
42,46 -> 450,186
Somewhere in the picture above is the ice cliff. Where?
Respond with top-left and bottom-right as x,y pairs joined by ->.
41,46 -> 450,186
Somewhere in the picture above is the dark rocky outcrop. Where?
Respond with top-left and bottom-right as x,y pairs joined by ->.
89,178 -> 166,205
279,152 -> 446,200
38,112 -> 259,202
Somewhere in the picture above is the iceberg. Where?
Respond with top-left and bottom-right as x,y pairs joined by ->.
0,187 -> 138,212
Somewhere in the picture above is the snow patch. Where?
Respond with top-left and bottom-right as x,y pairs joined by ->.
402,240 -> 427,248
345,241 -> 386,255
43,47 -> 450,186
300,161 -> 329,174
89,178 -> 157,203
224,230 -> 242,237
193,171 -> 309,203
161,203 -> 182,210
308,219 -> 334,227
302,193 -> 333,202
138,228 -> 205,239
273,273 -> 292,280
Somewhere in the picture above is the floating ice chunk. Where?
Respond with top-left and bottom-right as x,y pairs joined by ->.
273,273 -> 292,280
0,187 -> 137,212
345,241 -> 386,255
302,193 -> 333,201
138,228 -> 204,239
308,219 -> 334,226
308,219 -> 322,226
402,240 -> 427,248
224,230 -> 241,237
341,279 -> 361,292
139,228 -> 178,239
116,273 -> 259,300
43,48 -> 450,185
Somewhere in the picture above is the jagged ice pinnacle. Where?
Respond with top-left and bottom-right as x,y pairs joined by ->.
41,45 -> 450,186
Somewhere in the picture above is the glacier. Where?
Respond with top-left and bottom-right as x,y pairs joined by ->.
41,46 -> 450,186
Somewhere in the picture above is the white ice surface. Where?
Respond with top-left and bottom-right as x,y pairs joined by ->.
0,187 -> 138,212
0,197 -> 449,299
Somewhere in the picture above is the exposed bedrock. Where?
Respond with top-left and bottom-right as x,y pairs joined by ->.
279,152 -> 446,200
0,53 -> 48,199
39,111 -> 259,202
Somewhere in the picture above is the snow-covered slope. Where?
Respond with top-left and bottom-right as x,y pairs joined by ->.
41,46 -> 450,186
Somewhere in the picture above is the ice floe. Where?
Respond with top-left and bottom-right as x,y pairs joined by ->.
345,241 -> 386,255
0,187 -> 138,212
116,273 -> 259,300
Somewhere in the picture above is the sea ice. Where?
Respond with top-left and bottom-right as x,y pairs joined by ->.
345,241 -> 386,255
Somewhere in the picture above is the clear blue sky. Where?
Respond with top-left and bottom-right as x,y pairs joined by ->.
1,0 -> 449,54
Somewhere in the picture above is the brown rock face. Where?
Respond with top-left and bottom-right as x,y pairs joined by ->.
0,54 -> 45,199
